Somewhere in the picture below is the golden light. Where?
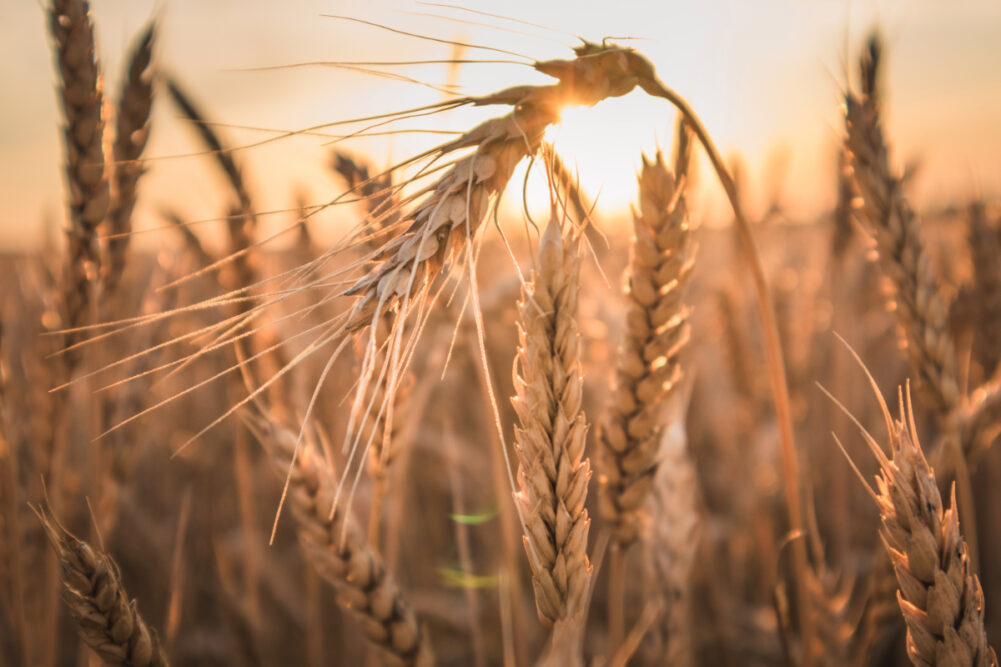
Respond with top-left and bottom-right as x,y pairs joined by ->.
514,91 -> 685,227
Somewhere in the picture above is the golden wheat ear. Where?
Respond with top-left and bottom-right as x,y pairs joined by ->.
844,32 -> 959,421
597,121 -> 695,652
512,198 -> 591,663
826,336 -> 998,667
869,392 -> 996,667
48,0 -> 109,371
35,506 -> 171,667
244,411 -> 434,667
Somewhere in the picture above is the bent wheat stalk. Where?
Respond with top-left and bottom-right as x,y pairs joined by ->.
36,507 -> 170,667
512,205 -> 590,662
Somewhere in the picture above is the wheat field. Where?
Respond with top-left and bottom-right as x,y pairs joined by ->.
2,3 -> 1001,666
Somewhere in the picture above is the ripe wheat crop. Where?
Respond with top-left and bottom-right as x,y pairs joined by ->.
1,4 -> 1000,667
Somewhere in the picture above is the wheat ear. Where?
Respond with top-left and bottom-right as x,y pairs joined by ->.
36,508 -> 170,667
340,43 -> 668,337
599,132 -> 694,546
845,34 -> 959,418
857,387 -> 998,667
48,0 -> 109,359
599,133 -> 694,651
512,204 -> 591,642
247,414 -> 433,667
104,22 -> 155,296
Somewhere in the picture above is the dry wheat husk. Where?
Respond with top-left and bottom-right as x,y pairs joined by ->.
340,44 -> 660,338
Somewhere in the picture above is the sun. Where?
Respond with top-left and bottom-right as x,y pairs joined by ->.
527,91 -> 682,225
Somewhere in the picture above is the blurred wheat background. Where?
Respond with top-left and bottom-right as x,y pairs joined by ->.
2,2 -> 1001,666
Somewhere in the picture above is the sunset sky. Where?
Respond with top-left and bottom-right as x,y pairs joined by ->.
3,0 -> 1000,250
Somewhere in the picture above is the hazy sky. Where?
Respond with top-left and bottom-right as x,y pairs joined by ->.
3,0 -> 1000,250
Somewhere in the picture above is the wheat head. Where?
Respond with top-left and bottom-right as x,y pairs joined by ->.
512,205 -> 591,635
859,387 -> 997,667
37,509 -> 170,667
248,414 -> 433,667
48,0 -> 109,359
598,134 -> 694,546
844,34 -> 959,419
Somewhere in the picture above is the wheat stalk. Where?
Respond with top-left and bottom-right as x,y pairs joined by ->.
598,132 -> 695,651
48,0 -> 109,362
36,508 -> 170,667
845,34 -> 959,419
104,23 -> 155,296
247,413 -> 433,666
598,130 -> 694,547
851,386 -> 998,667
512,202 -> 591,648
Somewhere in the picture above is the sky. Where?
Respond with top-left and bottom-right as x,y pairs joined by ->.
2,0 -> 1000,251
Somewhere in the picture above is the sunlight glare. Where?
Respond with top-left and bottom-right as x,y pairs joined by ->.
521,92 -> 687,227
